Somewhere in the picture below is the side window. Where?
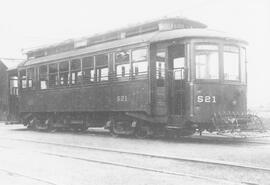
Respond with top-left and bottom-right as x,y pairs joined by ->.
82,56 -> 95,84
156,50 -> 165,87
59,61 -> 69,86
240,47 -> 247,83
48,63 -> 58,88
39,65 -> 48,90
27,68 -> 35,89
70,59 -> 82,85
96,54 -> 108,82
19,69 -> 27,89
115,50 -> 130,80
132,48 -> 148,78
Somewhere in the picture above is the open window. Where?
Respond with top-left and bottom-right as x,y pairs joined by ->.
70,59 -> 82,85
82,56 -> 95,84
27,68 -> 35,89
39,65 -> 48,90
59,61 -> 69,86
96,54 -> 108,82
132,48 -> 148,78
19,69 -> 27,89
48,63 -> 58,88
115,50 -> 130,80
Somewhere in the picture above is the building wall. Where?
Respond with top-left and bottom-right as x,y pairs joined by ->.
0,61 -> 8,120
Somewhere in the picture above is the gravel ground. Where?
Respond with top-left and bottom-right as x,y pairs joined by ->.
0,123 -> 270,185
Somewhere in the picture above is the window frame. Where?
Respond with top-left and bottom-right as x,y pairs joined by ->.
115,49 -> 131,80
95,53 -> 109,82
131,47 -> 148,79
194,43 -> 220,82
223,45 -> 241,82
82,56 -> 95,84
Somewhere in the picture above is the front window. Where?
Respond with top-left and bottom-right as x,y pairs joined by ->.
224,45 -> 240,81
195,44 -> 219,80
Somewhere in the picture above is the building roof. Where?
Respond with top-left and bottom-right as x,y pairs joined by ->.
0,60 -> 8,70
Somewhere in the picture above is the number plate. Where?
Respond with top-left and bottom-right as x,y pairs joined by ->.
197,95 -> 216,103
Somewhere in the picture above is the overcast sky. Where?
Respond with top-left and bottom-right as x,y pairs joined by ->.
0,0 -> 269,107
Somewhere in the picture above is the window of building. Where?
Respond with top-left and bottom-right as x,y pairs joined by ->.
82,56 -> 95,84
115,50 -> 130,79
195,44 -> 219,80
19,69 -> 27,89
48,63 -> 58,88
96,54 -> 108,82
156,51 -> 165,86
224,45 -> 240,81
70,59 -> 82,85
59,61 -> 69,86
132,48 -> 148,78
240,47 -> 247,83
27,68 -> 35,89
39,65 -> 48,90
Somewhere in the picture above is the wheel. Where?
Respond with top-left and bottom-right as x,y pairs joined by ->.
109,120 -> 119,137
135,124 -> 152,139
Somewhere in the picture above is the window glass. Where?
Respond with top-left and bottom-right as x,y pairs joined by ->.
240,47 -> 246,83
132,48 -> 148,77
115,50 -> 130,78
49,63 -> 58,88
156,51 -> 165,87
96,54 -> 108,81
173,58 -> 185,80
132,48 -> 147,62
82,56 -> 95,83
195,44 -> 219,80
27,68 -> 35,88
19,69 -> 27,89
59,61 -> 69,86
224,45 -> 240,81
39,65 -> 48,89
70,59 -> 82,85
133,62 -> 148,76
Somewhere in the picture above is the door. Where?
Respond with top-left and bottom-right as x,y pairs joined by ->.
168,44 -> 186,116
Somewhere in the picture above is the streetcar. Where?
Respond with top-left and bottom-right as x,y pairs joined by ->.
7,17 -> 263,137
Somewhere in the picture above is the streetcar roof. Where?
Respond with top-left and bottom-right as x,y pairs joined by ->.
22,28 -> 247,67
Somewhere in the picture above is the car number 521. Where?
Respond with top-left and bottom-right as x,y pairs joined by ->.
197,95 -> 216,103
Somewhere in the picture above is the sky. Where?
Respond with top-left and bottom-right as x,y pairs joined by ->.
0,0 -> 269,107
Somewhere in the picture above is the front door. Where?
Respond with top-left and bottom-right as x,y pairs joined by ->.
168,44 -> 186,116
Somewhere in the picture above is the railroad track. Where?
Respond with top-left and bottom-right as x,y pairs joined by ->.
1,137 -> 270,174
1,137 -> 269,184
0,168 -> 57,185
0,142 -> 244,185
